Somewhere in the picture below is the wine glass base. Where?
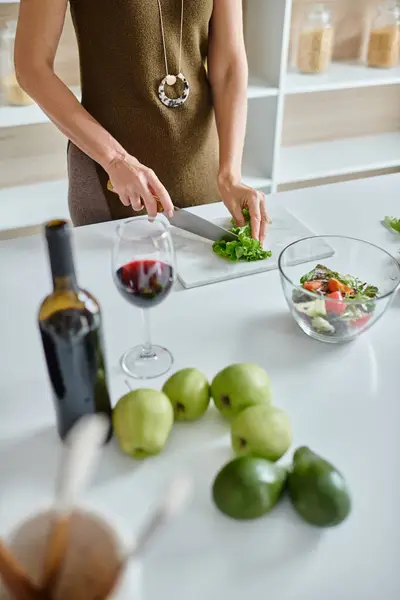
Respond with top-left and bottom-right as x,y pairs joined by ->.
120,345 -> 173,380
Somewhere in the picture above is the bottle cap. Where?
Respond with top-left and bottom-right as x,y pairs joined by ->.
44,219 -> 76,280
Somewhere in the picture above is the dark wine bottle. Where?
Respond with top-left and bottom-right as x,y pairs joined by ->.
38,219 -> 113,442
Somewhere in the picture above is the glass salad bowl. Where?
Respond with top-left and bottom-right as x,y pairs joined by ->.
278,235 -> 400,344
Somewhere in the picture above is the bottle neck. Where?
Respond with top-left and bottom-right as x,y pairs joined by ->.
52,274 -> 78,292
44,220 -> 78,293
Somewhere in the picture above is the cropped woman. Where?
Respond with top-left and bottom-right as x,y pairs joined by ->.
15,0 -> 269,240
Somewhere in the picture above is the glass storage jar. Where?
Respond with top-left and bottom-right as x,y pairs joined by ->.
297,4 -> 334,74
367,0 -> 400,68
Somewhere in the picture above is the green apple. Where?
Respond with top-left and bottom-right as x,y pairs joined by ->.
211,363 -> 273,419
162,368 -> 210,421
113,389 -> 173,459
231,404 -> 292,462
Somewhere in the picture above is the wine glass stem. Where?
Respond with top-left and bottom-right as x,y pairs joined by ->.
141,309 -> 154,357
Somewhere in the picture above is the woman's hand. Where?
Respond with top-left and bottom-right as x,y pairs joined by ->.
218,177 -> 270,243
107,153 -> 174,218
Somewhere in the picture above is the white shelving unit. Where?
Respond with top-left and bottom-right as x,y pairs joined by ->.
285,62 -> 400,94
247,77 -> 278,99
278,132 -> 400,184
1,0 -> 400,213
243,0 -> 400,193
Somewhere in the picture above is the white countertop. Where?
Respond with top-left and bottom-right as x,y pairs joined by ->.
0,174 -> 400,600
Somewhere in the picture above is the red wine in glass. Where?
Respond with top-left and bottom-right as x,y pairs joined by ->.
115,259 -> 174,309
112,216 -> 176,379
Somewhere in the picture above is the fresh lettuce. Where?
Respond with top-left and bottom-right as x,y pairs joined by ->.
384,216 -> 400,234
212,209 -> 272,262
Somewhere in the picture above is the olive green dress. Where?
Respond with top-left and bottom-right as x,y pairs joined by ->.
68,0 -> 220,226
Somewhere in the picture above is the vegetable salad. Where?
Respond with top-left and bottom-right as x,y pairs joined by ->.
293,264 -> 379,337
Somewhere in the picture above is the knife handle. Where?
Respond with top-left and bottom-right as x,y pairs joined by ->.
107,180 -> 164,213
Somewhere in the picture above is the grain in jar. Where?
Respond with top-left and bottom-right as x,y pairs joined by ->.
367,1 -> 400,68
297,4 -> 334,74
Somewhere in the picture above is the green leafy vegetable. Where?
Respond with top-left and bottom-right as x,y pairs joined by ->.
300,264 -> 333,284
350,285 -> 379,301
212,209 -> 272,263
384,216 -> 400,234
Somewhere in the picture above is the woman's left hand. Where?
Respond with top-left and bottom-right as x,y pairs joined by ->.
218,178 -> 270,243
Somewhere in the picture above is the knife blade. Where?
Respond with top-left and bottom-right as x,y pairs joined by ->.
165,207 -> 238,242
107,180 -> 237,242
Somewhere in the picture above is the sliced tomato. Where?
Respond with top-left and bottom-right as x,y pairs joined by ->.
327,278 -> 354,296
325,291 -> 346,315
303,280 -> 324,292
351,313 -> 371,328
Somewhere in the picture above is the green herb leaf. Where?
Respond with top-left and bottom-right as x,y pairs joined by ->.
212,209 -> 272,263
299,264 -> 338,283
384,216 -> 400,234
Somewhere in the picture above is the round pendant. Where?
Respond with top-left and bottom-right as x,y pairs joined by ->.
158,73 -> 190,108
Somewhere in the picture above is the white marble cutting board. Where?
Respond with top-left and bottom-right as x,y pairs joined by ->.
170,205 -> 334,289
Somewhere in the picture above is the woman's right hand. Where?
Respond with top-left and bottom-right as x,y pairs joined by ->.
107,153 -> 174,218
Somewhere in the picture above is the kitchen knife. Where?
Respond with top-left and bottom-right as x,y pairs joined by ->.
164,207 -> 238,242
107,180 -> 238,242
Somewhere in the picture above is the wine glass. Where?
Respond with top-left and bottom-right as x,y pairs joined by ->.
112,216 -> 176,379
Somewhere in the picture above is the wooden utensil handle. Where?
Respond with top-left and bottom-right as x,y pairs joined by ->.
0,540 -> 42,600
40,515 -> 69,595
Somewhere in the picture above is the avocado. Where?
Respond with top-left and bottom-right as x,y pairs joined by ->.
288,446 -> 351,527
212,456 -> 287,520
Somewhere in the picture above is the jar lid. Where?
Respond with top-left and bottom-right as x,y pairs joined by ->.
307,3 -> 331,22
